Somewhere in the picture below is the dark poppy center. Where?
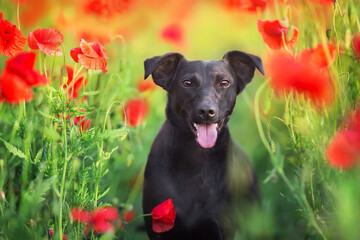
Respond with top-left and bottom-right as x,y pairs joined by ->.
0,22 -> 16,41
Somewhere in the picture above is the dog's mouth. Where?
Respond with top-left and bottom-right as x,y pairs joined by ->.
187,118 -> 227,149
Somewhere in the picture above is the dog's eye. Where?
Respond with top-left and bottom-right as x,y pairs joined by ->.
220,80 -> 230,87
183,80 -> 193,87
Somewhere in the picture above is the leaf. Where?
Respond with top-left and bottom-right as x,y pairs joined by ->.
98,187 -> 110,200
43,127 -> 60,141
127,154 -> 134,167
100,128 -> 130,141
79,90 -> 102,97
0,138 -> 27,160
38,110 -> 57,120
46,86 -> 57,92
33,149 -> 43,164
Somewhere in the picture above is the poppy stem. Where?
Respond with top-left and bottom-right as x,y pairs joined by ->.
255,81 -> 327,240
127,213 -> 152,225
59,113 -> 69,240
16,0 -> 20,30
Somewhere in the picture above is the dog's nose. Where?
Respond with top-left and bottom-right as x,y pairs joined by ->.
197,106 -> 216,120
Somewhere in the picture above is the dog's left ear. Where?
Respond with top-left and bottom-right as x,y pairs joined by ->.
223,50 -> 264,94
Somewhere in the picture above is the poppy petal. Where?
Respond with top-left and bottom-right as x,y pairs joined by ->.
78,54 -> 108,72
70,47 -> 82,63
285,26 -> 299,50
3,28 -> 27,57
71,208 -> 92,223
123,99 -> 147,127
326,130 -> 360,169
300,43 -> 340,68
265,51 -> 334,107
28,28 -> 64,55
257,19 -> 298,50
80,39 -> 99,58
0,37 -> 5,55
0,69 -> 33,104
151,199 -> 176,233
352,34 -> 360,59
88,41 -> 109,59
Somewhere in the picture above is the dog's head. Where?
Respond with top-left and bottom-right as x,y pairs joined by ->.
144,51 -> 264,149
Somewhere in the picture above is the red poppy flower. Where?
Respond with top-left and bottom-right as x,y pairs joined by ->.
62,65 -> 88,100
72,206 -> 119,233
161,24 -> 184,46
123,209 -> 136,223
352,34 -> 360,59
300,43 -> 342,68
124,99 -> 147,127
48,228 -> 54,237
0,51 -> 48,104
326,109 -> 360,169
28,28 -> 64,56
326,130 -> 360,169
257,19 -> 299,50
151,199 -> 176,233
63,234 -> 67,240
137,78 -> 157,92
70,39 -> 109,73
265,51 -> 333,107
0,13 -> 27,57
71,208 -> 92,222
92,207 -> 119,233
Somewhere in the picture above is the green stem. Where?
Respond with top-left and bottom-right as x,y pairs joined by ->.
127,213 -> 152,225
59,114 -> 69,240
254,81 -> 327,240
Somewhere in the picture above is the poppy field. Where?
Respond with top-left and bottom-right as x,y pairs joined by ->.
0,0 -> 360,239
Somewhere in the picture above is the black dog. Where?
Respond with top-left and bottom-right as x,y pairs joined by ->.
142,51 -> 264,240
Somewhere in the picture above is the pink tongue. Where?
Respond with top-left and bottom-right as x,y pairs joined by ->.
195,124 -> 218,148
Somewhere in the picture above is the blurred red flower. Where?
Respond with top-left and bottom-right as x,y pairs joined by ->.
223,0 -> 266,12
137,78 -> 157,93
265,51 -> 333,107
0,13 -> 27,57
161,24 -> 184,46
151,199 -> 176,233
28,28 -> 64,56
70,39 -> 109,73
257,20 -> 299,50
48,228 -> 54,236
123,209 -> 136,223
352,34 -> 360,59
300,43 -> 342,68
326,130 -> 360,169
71,208 -> 91,222
63,234 -> 67,240
327,110 -> 360,169
74,113 -> 91,132
63,65 -> 88,100
71,206 -> 119,233
124,99 -> 147,127
0,51 -> 48,104
92,207 -> 119,233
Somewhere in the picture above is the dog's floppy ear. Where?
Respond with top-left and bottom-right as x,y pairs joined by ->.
144,52 -> 185,90
223,50 -> 264,94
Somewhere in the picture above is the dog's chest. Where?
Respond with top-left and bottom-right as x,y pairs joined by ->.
169,152 -> 230,222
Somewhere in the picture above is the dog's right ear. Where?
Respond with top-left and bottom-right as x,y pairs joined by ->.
144,52 -> 185,90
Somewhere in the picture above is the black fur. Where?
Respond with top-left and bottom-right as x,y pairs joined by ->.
142,51 -> 264,240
